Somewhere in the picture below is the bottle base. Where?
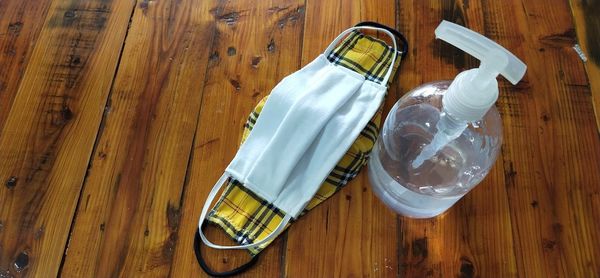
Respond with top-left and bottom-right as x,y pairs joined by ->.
367,150 -> 462,219
368,172 -> 446,218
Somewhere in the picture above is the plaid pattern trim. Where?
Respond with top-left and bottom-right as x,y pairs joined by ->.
206,30 -> 402,255
327,30 -> 400,84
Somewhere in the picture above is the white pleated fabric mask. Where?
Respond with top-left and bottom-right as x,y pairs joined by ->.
198,26 -> 399,250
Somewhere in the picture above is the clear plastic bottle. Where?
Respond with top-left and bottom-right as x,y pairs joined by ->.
368,81 -> 502,218
368,21 -> 526,218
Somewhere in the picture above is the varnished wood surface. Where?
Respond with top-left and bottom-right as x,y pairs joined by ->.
0,0 -> 599,277
570,0 -> 600,130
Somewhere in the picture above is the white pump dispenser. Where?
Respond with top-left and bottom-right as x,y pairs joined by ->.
411,21 -> 527,168
437,20 -> 527,122
368,21 -> 527,218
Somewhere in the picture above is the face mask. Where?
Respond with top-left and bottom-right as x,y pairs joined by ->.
195,22 -> 407,276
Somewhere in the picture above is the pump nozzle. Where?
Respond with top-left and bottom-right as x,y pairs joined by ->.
411,22 -> 526,169
434,20 -> 527,122
435,20 -> 526,84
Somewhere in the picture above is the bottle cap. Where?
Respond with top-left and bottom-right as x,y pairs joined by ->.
435,20 -> 527,121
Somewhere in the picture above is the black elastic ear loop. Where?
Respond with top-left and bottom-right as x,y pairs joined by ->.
354,21 -> 409,59
194,226 -> 260,277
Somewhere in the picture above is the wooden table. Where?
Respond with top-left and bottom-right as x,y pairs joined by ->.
1,0 -> 599,277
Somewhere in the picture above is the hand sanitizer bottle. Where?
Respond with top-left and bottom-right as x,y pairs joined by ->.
368,21 -> 527,218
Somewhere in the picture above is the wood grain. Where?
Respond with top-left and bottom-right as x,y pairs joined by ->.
503,0 -> 600,276
0,0 -> 598,277
0,0 -> 136,276
169,0 -> 305,277
284,0 -> 400,277
59,0 -> 217,276
0,0 -> 54,132
569,0 -> 600,130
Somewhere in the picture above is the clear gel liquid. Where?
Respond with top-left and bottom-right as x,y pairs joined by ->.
368,81 -> 502,218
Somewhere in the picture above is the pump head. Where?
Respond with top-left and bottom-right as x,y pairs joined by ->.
434,20 -> 527,122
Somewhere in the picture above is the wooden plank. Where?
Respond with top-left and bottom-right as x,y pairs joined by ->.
59,0 -> 218,276
501,0 -> 600,276
0,0 -> 54,132
0,0 -> 136,276
569,0 -> 600,130
395,1 -> 518,277
284,0 -> 400,277
169,0 -> 305,276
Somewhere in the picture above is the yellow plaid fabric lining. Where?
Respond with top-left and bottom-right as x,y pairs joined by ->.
207,30 -> 402,255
